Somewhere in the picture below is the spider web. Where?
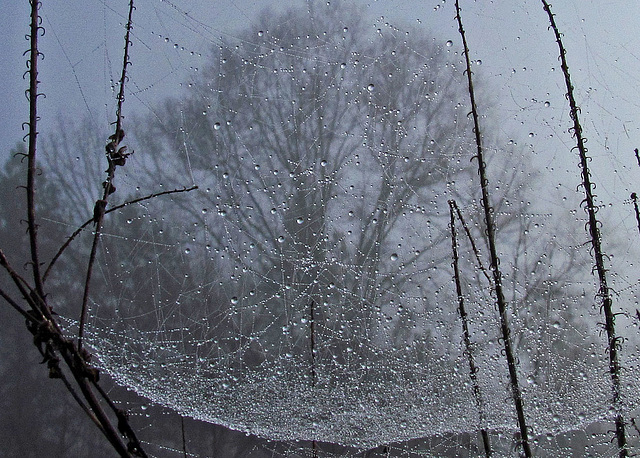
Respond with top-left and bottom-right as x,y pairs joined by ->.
40,0 -> 640,454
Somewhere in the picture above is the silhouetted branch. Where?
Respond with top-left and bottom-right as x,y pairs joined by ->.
43,185 -> 198,282
449,200 -> 492,285
92,381 -> 148,457
455,1 -> 531,455
25,0 -> 46,303
58,369 -> 104,432
0,249 -> 39,313
0,285 -> 32,321
541,1 -> 627,455
78,0 -> 135,352
449,200 -> 491,457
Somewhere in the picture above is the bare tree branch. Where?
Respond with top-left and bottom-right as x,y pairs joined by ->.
455,1 -> 531,455
43,185 -> 198,282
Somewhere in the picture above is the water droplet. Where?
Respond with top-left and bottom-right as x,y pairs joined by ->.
296,218 -> 304,224
257,30 -> 264,37
367,83 -> 375,92
230,297 -> 239,304
476,59 -> 482,65
320,160 -> 327,167
390,253 -> 398,261
446,40 -> 453,47
544,101 -> 550,107
214,122 -> 221,130
184,248 -> 191,254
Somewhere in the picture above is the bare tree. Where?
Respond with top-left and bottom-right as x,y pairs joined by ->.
135,6 -> 478,363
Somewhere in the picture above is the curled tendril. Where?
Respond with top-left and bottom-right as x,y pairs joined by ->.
13,151 -> 28,161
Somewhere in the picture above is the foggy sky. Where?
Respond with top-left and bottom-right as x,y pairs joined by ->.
3,0 -> 639,175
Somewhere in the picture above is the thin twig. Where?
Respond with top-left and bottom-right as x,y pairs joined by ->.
0,249 -> 39,313
92,381 -> 148,457
25,0 -> 46,302
541,2 -> 627,455
115,0 -> 134,135
309,300 -> 317,387
450,200 -> 492,285
57,347 -> 132,456
43,185 -> 198,282
449,201 -> 491,457
0,285 -> 32,321
58,369 -> 105,433
78,0 -> 135,352
454,2 -> 531,455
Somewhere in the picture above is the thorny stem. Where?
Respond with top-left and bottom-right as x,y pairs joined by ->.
0,249 -> 40,314
541,2 -> 627,455
0,265 -> 133,454
116,0 -> 134,135
43,185 -> 198,282
4,0 -> 148,455
26,0 -> 46,304
454,2 -> 532,456
449,201 -> 491,457
78,0 -> 135,351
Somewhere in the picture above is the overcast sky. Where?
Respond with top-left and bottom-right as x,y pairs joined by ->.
3,1 -> 639,163
2,0 -> 640,251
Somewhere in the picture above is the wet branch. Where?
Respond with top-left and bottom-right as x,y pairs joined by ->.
26,0 -> 46,302
449,201 -> 491,457
455,1 -> 531,455
43,185 -> 198,282
78,0 -> 135,352
449,200 -> 492,285
541,1 -> 627,455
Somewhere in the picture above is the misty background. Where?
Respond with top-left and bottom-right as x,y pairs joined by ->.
2,0 -> 640,456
